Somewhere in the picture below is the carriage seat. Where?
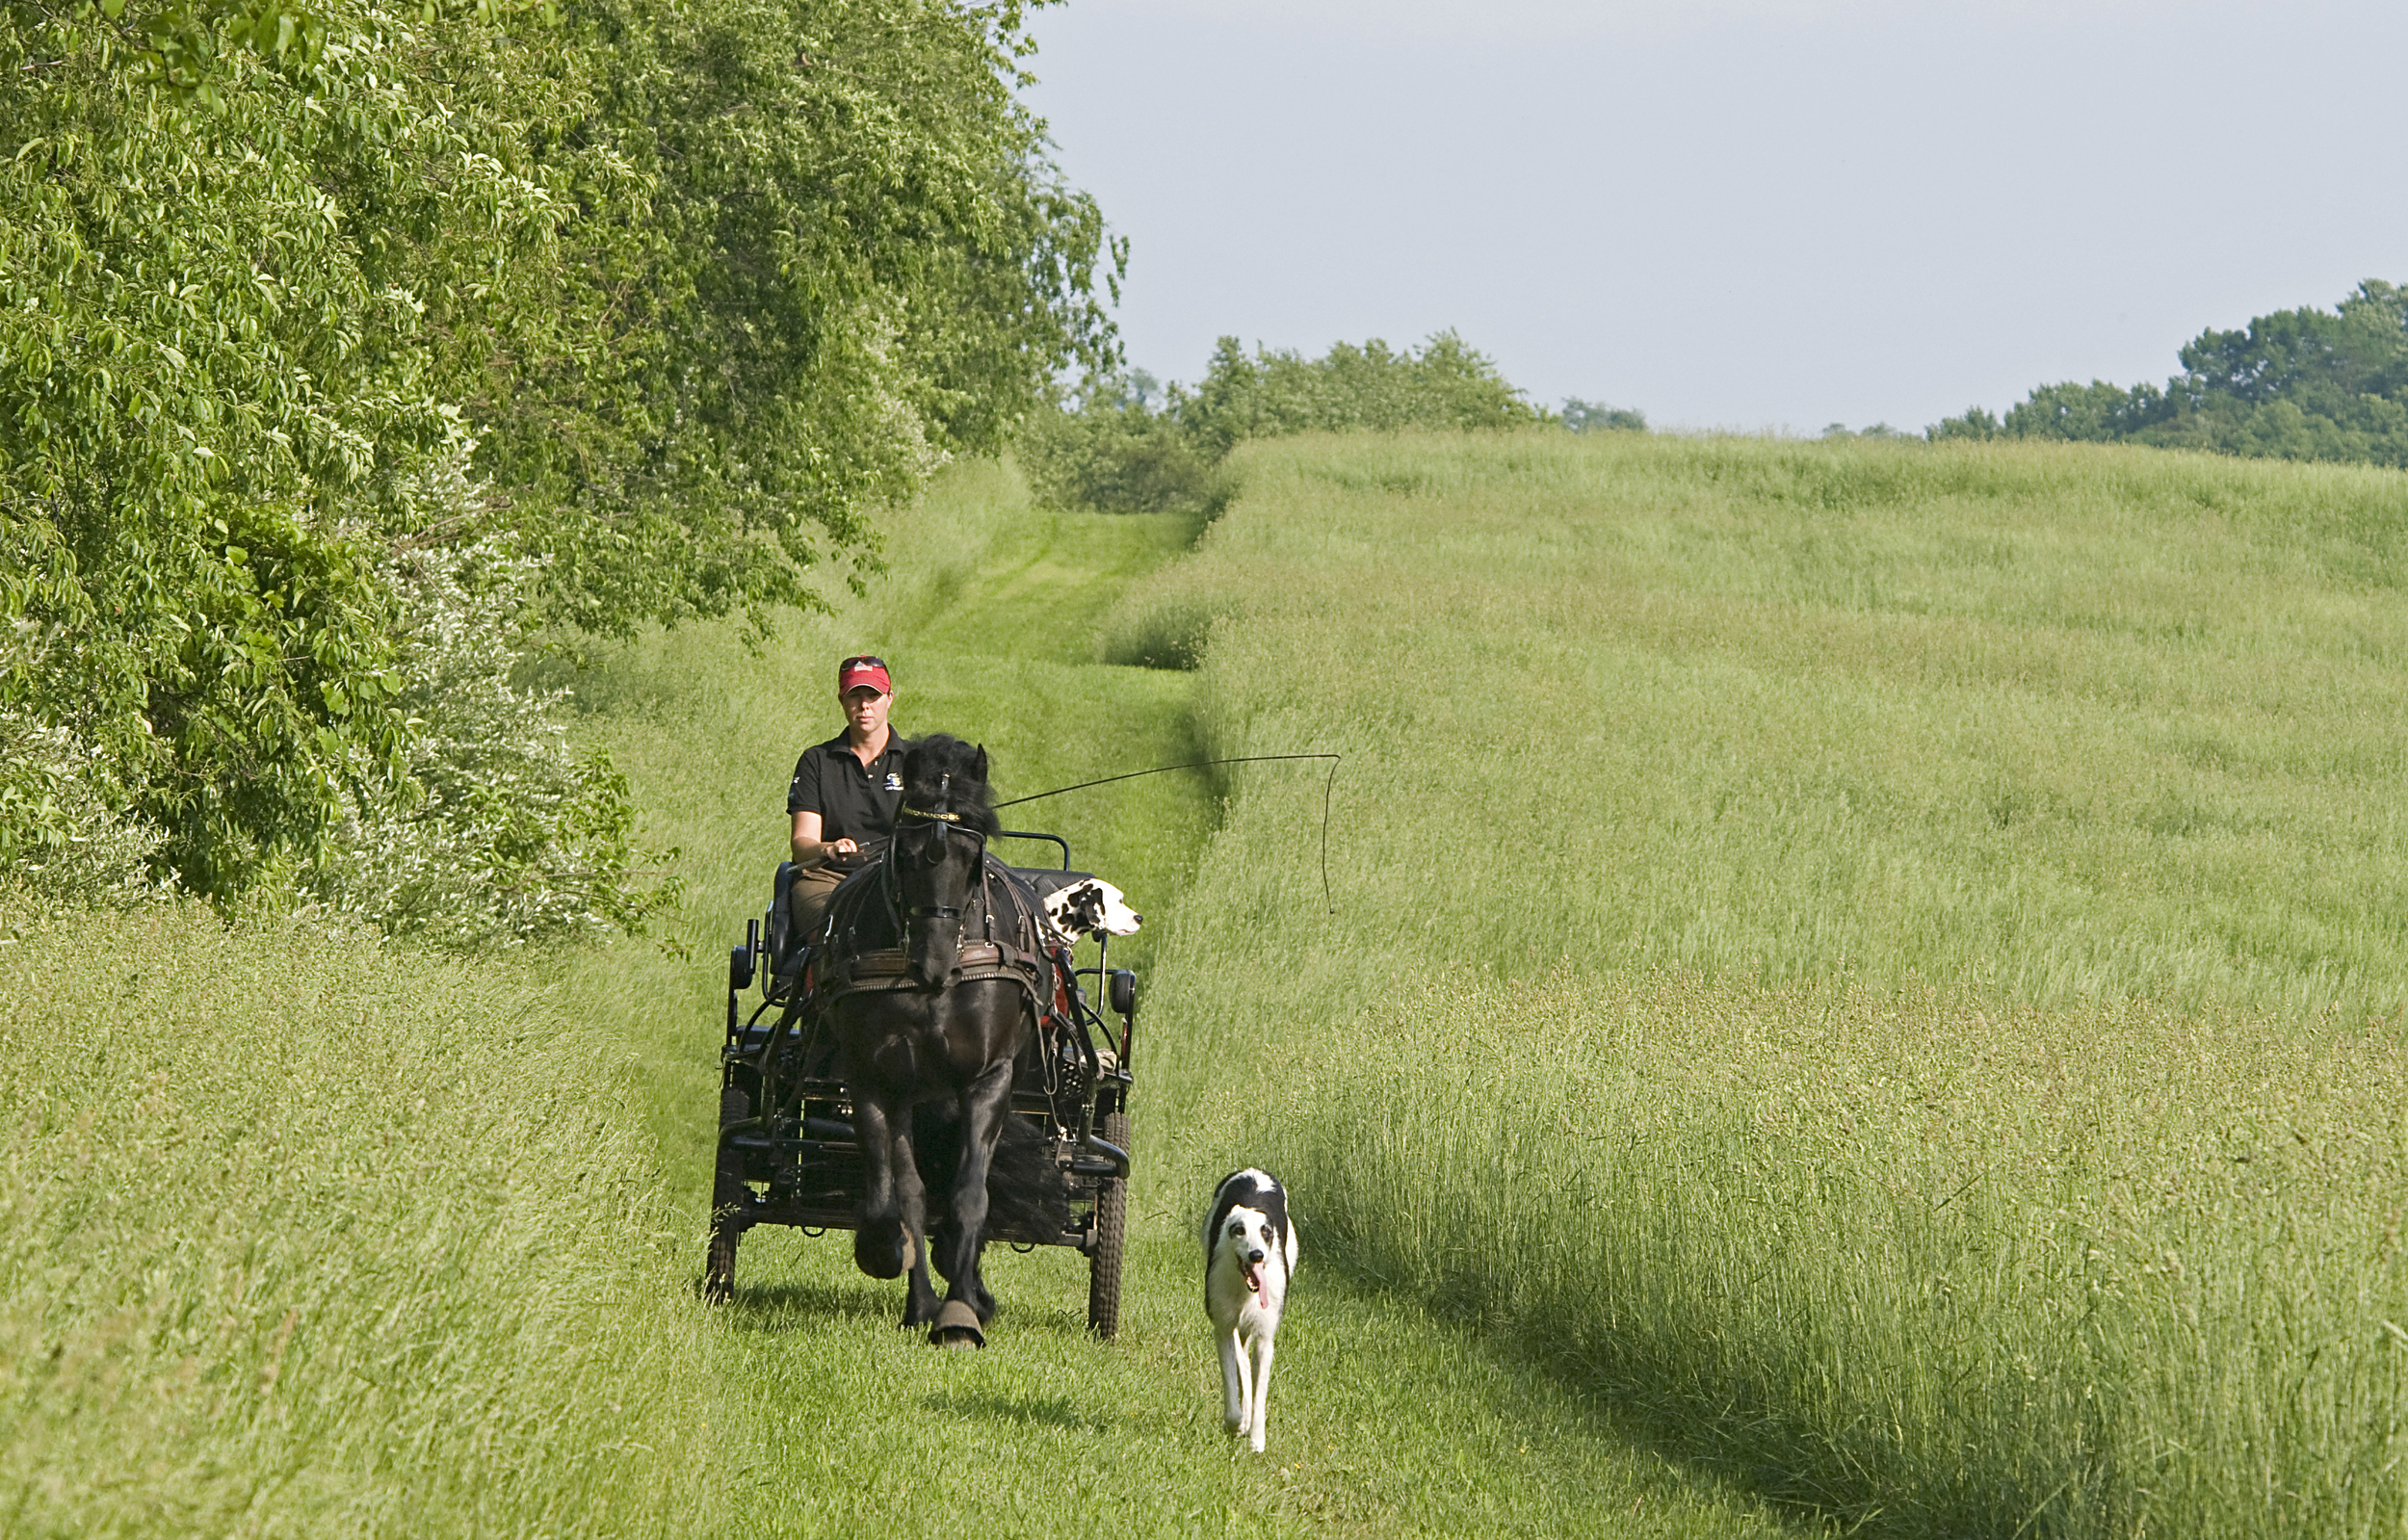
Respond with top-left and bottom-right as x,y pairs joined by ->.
767,859 -> 805,979
1004,867 -> 1097,901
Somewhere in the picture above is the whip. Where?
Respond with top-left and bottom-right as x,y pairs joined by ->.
993,754 -> 1341,913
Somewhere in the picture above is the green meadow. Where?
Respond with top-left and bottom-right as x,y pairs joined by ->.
9,433 -> 2404,1536
0,904 -> 715,1537
541,462 -> 1793,1537
5,460 -> 1801,1537
1131,431 -> 2408,1535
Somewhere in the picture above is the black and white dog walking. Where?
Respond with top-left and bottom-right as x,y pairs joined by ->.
1205,1167 -> 1297,1453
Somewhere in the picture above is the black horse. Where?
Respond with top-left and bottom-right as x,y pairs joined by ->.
818,735 -> 1059,1346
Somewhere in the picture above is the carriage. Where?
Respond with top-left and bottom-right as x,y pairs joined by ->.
704,825 -> 1138,1338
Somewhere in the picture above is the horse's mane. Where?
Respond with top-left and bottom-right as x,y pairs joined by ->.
900,734 -> 1000,837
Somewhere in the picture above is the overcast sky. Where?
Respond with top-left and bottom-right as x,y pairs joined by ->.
1019,0 -> 2408,433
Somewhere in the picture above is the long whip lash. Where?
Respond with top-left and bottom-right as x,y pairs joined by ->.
993,753 -> 1341,913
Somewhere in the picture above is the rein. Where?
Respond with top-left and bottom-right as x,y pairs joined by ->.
821,771 -> 1051,1008
991,752 -> 1342,914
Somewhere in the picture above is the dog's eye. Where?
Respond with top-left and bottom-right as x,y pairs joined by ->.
1228,1222 -> 1244,1238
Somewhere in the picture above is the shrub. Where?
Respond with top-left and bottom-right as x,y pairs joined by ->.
302,456 -> 670,947
0,708 -> 165,908
1562,398 -> 1649,432
1182,331 -> 1545,455
1019,390 -> 1223,514
1020,334 -> 1549,514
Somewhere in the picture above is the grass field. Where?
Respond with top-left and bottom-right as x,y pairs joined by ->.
543,458 -> 1804,1537
7,458 -> 1809,1537
0,901 -> 715,1538
1122,431 -> 2408,1536
15,432 -> 2404,1536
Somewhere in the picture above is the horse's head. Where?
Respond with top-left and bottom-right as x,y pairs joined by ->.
891,735 -> 999,987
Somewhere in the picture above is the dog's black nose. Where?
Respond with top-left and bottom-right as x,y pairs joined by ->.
1245,1249 -> 1265,1265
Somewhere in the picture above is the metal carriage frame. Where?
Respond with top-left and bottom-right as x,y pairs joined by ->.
704,829 -> 1137,1337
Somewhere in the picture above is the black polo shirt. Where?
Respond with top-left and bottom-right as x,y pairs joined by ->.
787,729 -> 915,845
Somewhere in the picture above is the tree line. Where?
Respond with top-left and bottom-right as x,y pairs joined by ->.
1021,332 -> 1643,514
1932,280 -> 2408,466
0,0 -> 1117,932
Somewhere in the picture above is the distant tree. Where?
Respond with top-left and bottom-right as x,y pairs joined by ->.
1930,280 -> 2408,468
1563,399 -> 1649,433
1928,406 -> 2002,441
1018,333 -> 1545,512
1181,331 -> 1544,455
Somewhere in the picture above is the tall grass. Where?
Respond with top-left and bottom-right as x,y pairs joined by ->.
1127,431 -> 2408,1535
543,462 -> 1819,1539
1285,977 -> 2408,1535
0,898 -> 716,1537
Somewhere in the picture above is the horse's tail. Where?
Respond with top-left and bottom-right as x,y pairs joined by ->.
912,1106 -> 1071,1249
984,1114 -> 1072,1241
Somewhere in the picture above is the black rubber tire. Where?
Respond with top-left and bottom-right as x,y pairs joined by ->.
1086,1109 -> 1129,1340
704,1214 -> 740,1305
704,1084 -> 750,1305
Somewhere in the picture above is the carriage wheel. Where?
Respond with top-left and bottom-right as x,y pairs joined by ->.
704,1084 -> 750,1305
704,1214 -> 741,1305
1086,1109 -> 1129,1340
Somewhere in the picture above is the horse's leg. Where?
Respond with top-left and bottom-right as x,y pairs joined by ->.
852,1088 -> 938,1326
935,1056 -> 1015,1330
891,1107 -> 943,1328
939,1227 -> 996,1326
850,1094 -> 916,1281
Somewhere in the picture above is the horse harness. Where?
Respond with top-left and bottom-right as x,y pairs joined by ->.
815,806 -> 1053,1018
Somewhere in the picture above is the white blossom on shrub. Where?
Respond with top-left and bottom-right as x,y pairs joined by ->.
0,706 -> 168,907
305,456 -> 671,946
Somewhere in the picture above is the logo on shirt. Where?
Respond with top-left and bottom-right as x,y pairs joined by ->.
884,772 -> 903,792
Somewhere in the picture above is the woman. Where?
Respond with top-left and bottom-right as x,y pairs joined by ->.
785,654 -> 914,944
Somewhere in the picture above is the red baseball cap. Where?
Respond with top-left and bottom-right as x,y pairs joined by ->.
837,654 -> 893,695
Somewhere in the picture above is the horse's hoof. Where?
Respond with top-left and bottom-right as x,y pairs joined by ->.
854,1223 -> 915,1280
928,1299 -> 985,1349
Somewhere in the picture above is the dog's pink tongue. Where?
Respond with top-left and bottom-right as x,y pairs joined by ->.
1243,1263 -> 1263,1307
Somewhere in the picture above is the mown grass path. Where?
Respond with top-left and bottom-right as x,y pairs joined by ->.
555,472 -> 1799,1537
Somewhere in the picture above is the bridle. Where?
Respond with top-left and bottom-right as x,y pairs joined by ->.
884,790 -> 987,929
820,766 -> 1048,1004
